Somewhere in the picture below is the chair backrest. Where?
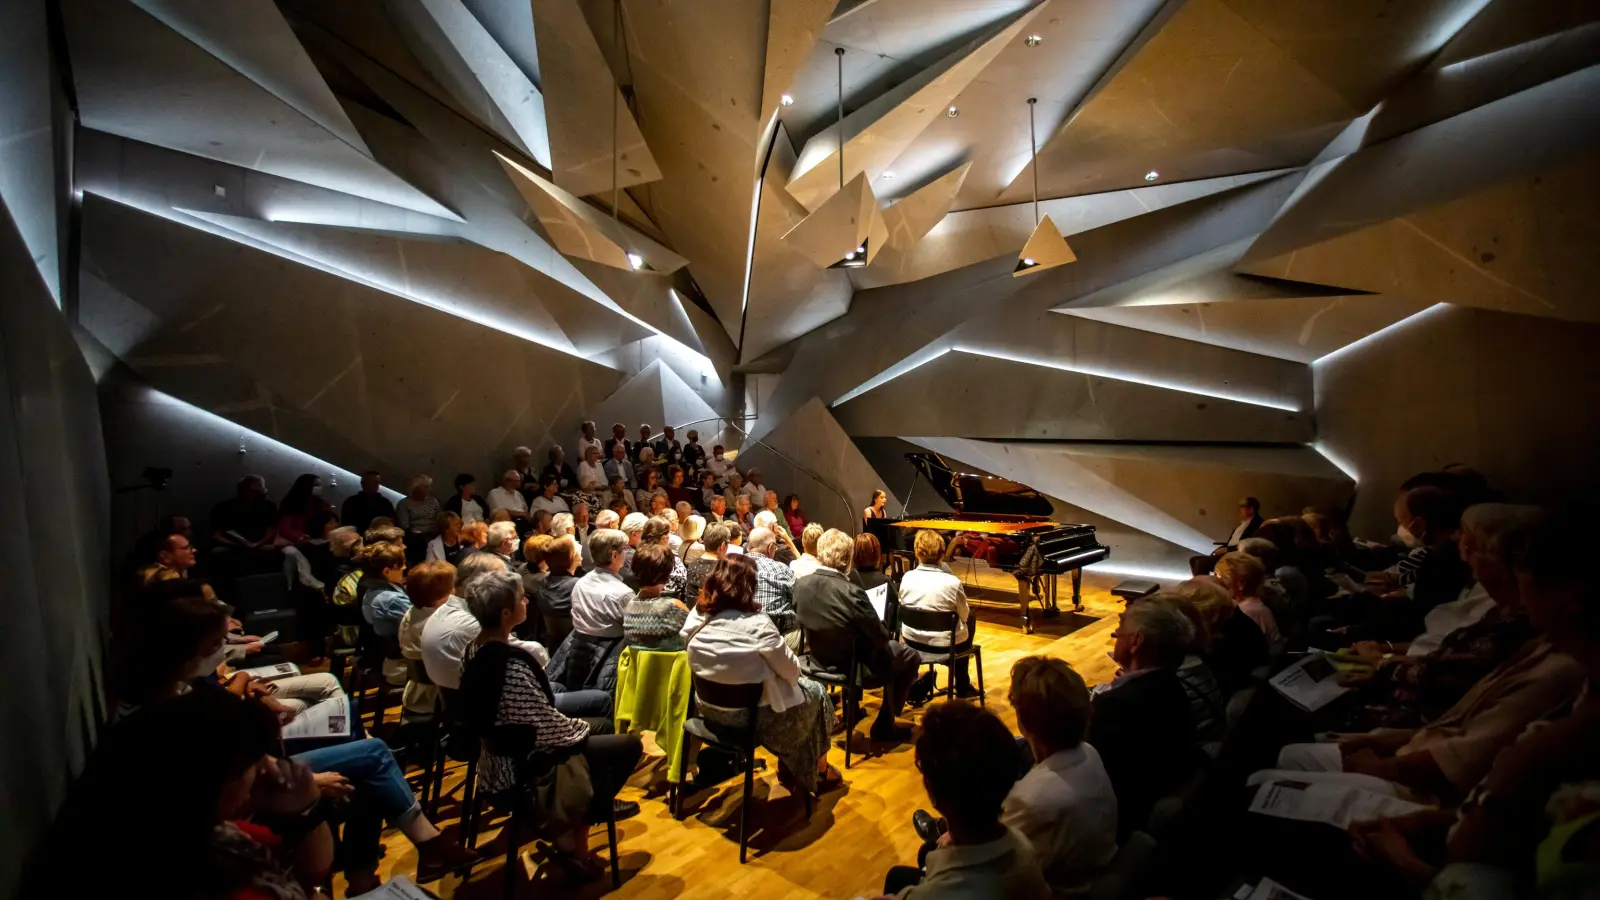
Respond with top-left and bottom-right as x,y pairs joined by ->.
895,605 -> 959,642
408,657 -> 434,686
690,673 -> 762,711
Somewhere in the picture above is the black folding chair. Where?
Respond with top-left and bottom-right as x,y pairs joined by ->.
674,674 -> 812,863
896,607 -> 984,706
797,632 -> 868,769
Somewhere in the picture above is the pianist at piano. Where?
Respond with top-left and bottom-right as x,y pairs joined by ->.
864,453 -> 1113,633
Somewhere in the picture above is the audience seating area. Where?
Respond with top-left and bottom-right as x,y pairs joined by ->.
23,439 -> 1600,900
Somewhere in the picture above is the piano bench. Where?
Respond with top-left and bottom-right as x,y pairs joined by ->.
1110,579 -> 1161,603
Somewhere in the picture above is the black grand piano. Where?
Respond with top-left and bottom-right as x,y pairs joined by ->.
864,452 -> 1110,632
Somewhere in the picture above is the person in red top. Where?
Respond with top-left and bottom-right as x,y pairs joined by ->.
783,494 -> 807,540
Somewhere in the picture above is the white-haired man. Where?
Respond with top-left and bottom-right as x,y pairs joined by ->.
1089,597 -> 1199,831
486,520 -> 520,567
548,528 -> 634,693
748,527 -> 799,646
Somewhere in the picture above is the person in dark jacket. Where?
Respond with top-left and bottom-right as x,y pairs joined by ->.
533,535 -> 582,649
1088,597 -> 1200,835
794,529 -> 920,743
341,470 -> 396,535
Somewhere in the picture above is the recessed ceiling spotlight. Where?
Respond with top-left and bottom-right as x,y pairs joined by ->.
882,170 -> 896,180
946,105 -> 959,118
1024,34 -> 1043,47
1022,257 -> 1036,266
626,252 -> 644,269
1144,170 -> 1159,182
779,93 -> 795,107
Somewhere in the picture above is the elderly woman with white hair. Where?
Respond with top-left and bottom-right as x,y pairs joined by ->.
679,514 -> 707,561
395,474 -> 442,564
457,569 -> 643,874
485,520 -> 521,567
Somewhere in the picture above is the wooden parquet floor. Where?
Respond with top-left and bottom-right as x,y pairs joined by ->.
346,572 -> 1128,900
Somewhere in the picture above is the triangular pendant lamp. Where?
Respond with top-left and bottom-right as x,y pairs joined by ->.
1014,97 -> 1076,277
782,47 -> 887,269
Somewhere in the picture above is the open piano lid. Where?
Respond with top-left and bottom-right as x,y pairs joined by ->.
905,452 -> 1054,518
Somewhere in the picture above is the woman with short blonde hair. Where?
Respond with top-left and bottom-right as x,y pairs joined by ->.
900,529 -> 980,699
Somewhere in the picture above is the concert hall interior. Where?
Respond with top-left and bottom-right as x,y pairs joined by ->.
4,1 -> 1600,898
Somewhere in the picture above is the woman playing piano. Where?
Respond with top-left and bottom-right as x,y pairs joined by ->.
863,489 -> 888,528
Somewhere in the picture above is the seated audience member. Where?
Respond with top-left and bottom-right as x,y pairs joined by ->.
1189,496 -> 1263,575
763,490 -> 782,519
533,535 -> 581,648
723,471 -> 746,510
575,444 -> 608,511
520,533 -> 555,609
700,470 -> 721,511
733,494 -> 755,532
605,442 -> 637,490
795,529 -> 920,743
1001,657 -> 1119,893
1260,512 -> 1587,797
790,521 -> 826,579
664,465 -> 696,511
682,522 -> 731,602
683,556 -> 842,793
274,474 -> 329,547
604,473 -> 634,515
703,492 -> 729,524
487,470 -> 530,524
879,702 -> 1051,899
1336,505 -> 1538,731
747,527 -> 800,643
510,446 -> 538,498
548,529 -> 631,693
1333,507 -> 1600,894
1089,597 -> 1199,833
679,513 -> 707,559
783,495 -> 807,539
550,512 -> 575,540
456,520 -> 489,564
1176,576 -> 1267,693
708,444 -> 731,483
639,516 -> 689,596
743,469 -> 769,508
210,474 -> 279,557
1154,593 -> 1228,746
635,464 -> 668,515
725,522 -> 747,556
570,503 -> 592,551
618,511 -> 648,565
444,473 -> 487,525
899,530 -> 980,699
399,561 -> 455,715
395,475 -> 442,563
681,429 -> 706,472
426,511 -> 464,563
139,529 -> 197,586
542,445 -> 578,493
418,554 -> 554,695
1336,486 -> 1471,643
1214,551 -> 1282,644
864,489 -> 889,526
29,692 -> 334,899
1235,536 -> 1299,626
485,521 -> 520,567
530,474 -> 570,517
850,532 -> 899,632
755,509 -> 798,561
457,571 -> 642,876
577,420 -> 603,463
634,424 -> 655,465
623,543 -> 690,651
530,508 -> 555,538
653,425 -> 683,467
358,541 -> 411,637
343,469 -> 396,534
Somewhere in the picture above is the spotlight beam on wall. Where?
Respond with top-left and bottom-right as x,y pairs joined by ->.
951,346 -> 1302,411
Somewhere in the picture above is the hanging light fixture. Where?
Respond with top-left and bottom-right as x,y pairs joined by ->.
610,0 -> 653,272
1014,97 -> 1076,277
781,47 -> 886,269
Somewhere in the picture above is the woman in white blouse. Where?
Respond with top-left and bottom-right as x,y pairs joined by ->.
682,556 -> 842,793
575,444 -> 607,514
898,529 -> 980,699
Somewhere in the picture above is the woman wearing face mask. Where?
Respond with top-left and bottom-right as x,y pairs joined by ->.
708,444 -> 731,485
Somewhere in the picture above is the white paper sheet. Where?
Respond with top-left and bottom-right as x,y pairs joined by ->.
280,694 -> 351,740
1247,877 -> 1315,900
1269,653 -> 1351,712
1249,779 -> 1425,828
353,875 -> 438,899
239,662 -> 300,681
865,583 -> 889,621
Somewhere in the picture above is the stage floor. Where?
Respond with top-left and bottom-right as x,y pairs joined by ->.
344,572 -> 1129,899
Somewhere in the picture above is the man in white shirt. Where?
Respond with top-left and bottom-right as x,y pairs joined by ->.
899,529 -> 979,699
570,528 -> 632,638
789,521 -> 824,580
742,468 -> 768,507
576,420 -> 603,466
487,470 -> 529,522
528,474 -> 570,517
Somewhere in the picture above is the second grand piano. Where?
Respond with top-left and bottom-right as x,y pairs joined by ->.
866,452 -> 1111,632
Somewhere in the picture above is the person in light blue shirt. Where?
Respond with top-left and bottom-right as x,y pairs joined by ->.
359,540 -> 411,636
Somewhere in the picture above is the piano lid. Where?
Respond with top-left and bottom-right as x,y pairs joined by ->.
905,452 -> 1054,517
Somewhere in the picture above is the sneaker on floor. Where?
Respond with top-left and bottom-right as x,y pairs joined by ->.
612,799 -> 641,821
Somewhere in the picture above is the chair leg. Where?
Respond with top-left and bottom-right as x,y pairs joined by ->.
974,649 -> 986,707
607,799 -> 621,888
843,687 -> 855,770
738,752 -> 754,864
946,659 -> 955,701
673,736 -> 692,820
462,758 -> 480,848
501,807 -> 520,900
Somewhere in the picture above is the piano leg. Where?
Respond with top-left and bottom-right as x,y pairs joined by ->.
1041,573 -> 1060,620
1071,567 -> 1084,612
1017,575 -> 1033,634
